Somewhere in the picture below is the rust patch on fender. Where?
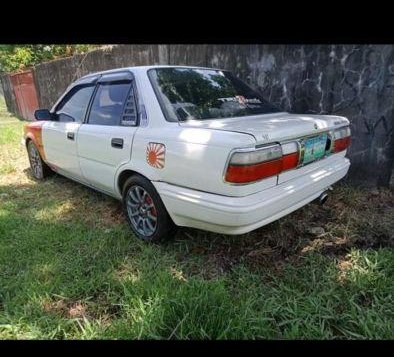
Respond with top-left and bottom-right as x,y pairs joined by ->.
24,121 -> 46,160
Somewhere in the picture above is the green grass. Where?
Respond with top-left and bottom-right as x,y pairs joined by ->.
0,95 -> 393,339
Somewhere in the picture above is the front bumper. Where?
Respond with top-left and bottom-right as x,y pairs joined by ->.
153,155 -> 350,235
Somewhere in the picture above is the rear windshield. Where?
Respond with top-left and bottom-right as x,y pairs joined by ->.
148,67 -> 282,121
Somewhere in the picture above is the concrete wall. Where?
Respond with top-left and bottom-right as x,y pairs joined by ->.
34,45 -> 169,109
1,44 -> 393,187
205,45 -> 394,187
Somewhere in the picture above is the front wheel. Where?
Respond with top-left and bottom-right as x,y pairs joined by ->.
122,175 -> 177,242
27,141 -> 51,180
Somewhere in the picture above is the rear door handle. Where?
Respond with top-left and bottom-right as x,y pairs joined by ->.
67,132 -> 75,140
111,138 -> 124,149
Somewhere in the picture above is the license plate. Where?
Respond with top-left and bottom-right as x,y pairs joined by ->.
301,134 -> 328,164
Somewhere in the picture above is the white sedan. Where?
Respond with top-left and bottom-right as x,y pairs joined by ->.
23,66 -> 351,241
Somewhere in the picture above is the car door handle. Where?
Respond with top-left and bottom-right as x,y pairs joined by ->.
111,138 -> 124,149
67,132 -> 75,140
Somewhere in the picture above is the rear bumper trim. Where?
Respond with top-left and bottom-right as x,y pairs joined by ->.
153,156 -> 350,235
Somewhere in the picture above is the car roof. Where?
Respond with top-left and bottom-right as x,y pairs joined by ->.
75,65 -> 227,83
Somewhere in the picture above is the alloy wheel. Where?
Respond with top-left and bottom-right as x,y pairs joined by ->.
126,185 -> 158,237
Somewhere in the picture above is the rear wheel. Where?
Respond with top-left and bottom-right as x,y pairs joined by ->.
122,175 -> 177,242
27,141 -> 51,180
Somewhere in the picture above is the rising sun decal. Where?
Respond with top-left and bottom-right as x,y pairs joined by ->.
146,142 -> 166,169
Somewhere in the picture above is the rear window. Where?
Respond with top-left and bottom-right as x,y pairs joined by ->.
148,67 -> 282,121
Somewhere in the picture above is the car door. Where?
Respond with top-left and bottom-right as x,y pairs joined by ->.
42,84 -> 96,182
77,72 -> 139,195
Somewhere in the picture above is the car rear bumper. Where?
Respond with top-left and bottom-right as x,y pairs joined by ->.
153,155 -> 350,235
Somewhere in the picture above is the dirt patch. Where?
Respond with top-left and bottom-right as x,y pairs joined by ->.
68,302 -> 87,318
42,298 -> 87,318
337,256 -> 354,283
41,293 -> 121,323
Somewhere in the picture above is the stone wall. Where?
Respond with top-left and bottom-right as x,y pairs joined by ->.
1,44 -> 393,187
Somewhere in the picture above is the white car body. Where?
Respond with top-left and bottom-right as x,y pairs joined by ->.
24,65 -> 351,235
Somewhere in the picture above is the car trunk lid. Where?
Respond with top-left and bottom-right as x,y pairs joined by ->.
179,112 -> 350,191
179,112 -> 349,145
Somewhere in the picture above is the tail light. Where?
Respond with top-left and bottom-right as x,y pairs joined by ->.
225,142 -> 300,184
281,142 -> 299,171
333,126 -> 351,153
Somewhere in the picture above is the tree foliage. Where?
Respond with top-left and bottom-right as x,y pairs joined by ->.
0,45 -> 98,73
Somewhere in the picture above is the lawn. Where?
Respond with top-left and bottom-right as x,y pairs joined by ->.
0,96 -> 393,339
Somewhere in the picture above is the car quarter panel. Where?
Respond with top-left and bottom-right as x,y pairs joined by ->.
115,125 -> 284,198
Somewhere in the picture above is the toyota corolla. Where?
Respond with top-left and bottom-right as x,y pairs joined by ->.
23,66 -> 351,241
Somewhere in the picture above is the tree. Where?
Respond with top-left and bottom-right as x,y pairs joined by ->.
0,45 -> 98,73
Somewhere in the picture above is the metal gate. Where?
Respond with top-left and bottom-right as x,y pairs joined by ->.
10,70 -> 39,121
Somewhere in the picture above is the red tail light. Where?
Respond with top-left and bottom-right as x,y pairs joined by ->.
282,152 -> 299,171
333,126 -> 351,153
225,142 -> 299,184
225,126 -> 350,184
226,159 -> 282,183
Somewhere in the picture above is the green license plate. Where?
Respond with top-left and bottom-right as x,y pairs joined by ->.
301,134 -> 328,164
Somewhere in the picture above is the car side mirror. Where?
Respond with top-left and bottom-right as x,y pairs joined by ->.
34,109 -> 53,121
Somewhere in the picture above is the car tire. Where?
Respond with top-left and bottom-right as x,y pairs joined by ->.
122,175 -> 177,242
27,140 -> 52,180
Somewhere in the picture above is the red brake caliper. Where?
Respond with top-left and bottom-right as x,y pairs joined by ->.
146,196 -> 157,216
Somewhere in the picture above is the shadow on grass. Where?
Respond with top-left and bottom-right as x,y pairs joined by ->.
1,171 -> 393,279
0,174 -> 393,338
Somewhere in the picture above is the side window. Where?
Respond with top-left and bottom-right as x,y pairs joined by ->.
56,85 -> 95,123
88,82 -> 134,126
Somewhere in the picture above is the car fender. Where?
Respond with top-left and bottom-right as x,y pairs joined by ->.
23,121 -> 47,161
